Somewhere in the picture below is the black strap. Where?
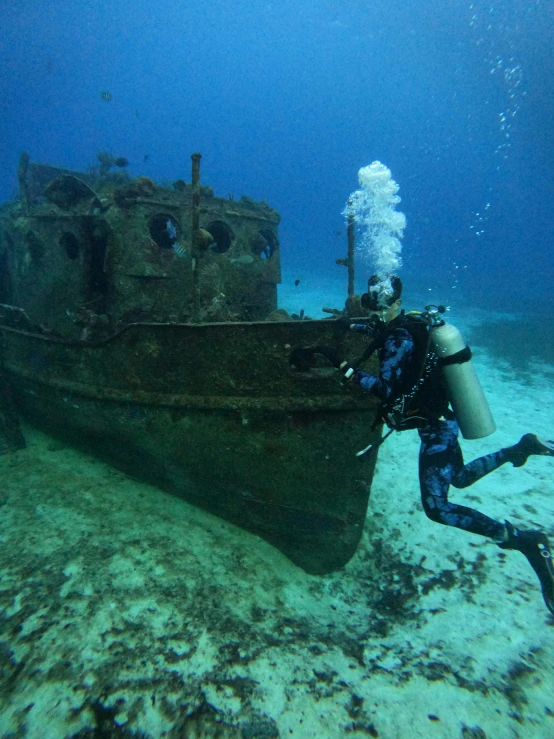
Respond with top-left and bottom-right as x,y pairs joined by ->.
439,345 -> 472,367
353,335 -> 383,367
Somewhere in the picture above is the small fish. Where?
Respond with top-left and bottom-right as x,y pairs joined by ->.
165,219 -> 177,241
114,157 -> 128,167
172,243 -> 188,258
294,279 -> 300,287
143,154 -> 149,162
100,91 -> 112,101
230,255 -> 255,265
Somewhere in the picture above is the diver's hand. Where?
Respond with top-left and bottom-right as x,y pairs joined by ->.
312,347 -> 355,381
289,347 -> 315,371
290,346 -> 355,381
365,315 -> 386,332
339,361 -> 355,382
312,345 -> 342,368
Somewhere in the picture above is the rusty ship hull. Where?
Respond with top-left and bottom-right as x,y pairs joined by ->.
0,314 -> 381,573
0,154 -> 382,573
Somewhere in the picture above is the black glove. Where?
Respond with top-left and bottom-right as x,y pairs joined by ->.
313,346 -> 356,382
289,347 -> 315,371
290,346 -> 355,381
365,315 -> 386,332
312,345 -> 342,368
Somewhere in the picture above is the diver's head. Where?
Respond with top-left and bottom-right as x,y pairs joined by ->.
361,274 -> 402,323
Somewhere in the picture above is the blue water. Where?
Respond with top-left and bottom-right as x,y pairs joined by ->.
1,0 -> 553,315
2,4 -> 554,735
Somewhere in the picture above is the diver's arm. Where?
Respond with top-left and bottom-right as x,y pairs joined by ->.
350,321 -> 382,338
350,329 -> 415,401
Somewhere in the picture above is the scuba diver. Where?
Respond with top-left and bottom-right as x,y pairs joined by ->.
290,275 -> 554,616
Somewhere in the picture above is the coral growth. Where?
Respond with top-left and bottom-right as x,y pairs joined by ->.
113,177 -> 157,206
96,151 -> 129,176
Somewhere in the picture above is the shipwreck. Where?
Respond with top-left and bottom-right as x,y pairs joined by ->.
0,152 -> 382,574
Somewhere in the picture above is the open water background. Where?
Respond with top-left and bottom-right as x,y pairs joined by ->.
2,4 -> 554,735
1,0 -> 553,324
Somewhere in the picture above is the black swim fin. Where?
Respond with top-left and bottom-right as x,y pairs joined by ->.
504,434 -> 554,468
499,521 -> 554,616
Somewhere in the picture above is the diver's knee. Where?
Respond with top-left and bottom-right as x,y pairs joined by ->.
422,499 -> 445,524
450,476 -> 471,490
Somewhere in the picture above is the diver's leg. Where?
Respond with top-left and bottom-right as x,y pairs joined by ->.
499,522 -> 554,615
449,432 -> 554,489
419,418 -> 554,615
499,435 -> 554,613
418,418 -> 505,539
450,448 -> 508,489
444,414 -> 520,489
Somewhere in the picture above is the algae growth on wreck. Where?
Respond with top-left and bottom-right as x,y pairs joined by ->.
0,154 -> 383,576
2,0 -> 554,735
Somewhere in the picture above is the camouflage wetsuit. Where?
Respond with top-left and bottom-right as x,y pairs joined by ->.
351,324 -> 506,541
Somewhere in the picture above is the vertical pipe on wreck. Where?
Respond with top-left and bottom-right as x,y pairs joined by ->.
346,207 -> 355,297
18,152 -> 30,214
191,152 -> 202,321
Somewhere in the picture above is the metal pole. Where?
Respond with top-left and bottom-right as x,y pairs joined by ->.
18,152 -> 30,214
191,152 -> 202,321
336,201 -> 356,298
346,208 -> 355,297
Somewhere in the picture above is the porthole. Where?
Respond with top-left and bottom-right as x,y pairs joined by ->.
258,229 -> 278,260
60,232 -> 79,260
149,213 -> 179,249
205,220 -> 234,253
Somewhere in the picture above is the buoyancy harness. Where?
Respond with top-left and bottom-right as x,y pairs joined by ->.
353,306 -> 450,458
354,304 -> 495,456
363,307 -> 450,434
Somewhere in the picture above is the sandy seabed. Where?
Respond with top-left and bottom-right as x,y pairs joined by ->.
1,280 -> 553,739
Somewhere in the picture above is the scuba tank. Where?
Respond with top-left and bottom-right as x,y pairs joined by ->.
430,320 -> 496,440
